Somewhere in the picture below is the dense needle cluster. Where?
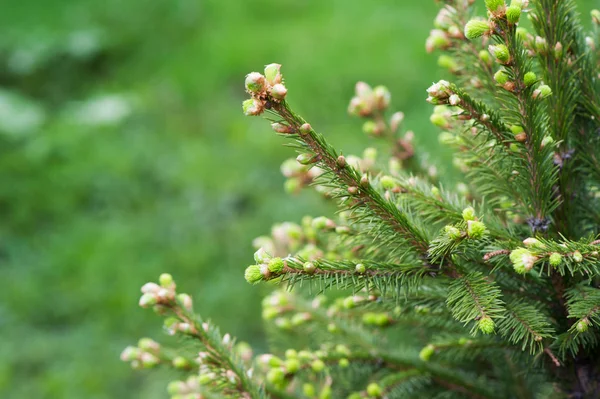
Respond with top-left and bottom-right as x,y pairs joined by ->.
123,1 -> 600,398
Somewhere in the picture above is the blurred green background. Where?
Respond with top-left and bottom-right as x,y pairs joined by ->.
0,0 -> 595,398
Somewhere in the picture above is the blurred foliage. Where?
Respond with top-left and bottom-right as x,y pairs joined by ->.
0,0 -> 595,398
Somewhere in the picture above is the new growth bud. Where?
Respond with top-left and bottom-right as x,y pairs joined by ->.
264,63 -> 282,85
244,265 -> 263,284
549,252 -> 562,267
462,207 -> 476,221
270,84 -> 287,100
467,220 -> 487,239
489,44 -> 510,64
243,98 -> 264,116
464,20 -> 490,40
523,72 -> 537,86
478,316 -> 495,334
510,248 -> 537,274
506,5 -> 521,24
419,344 -> 435,361
245,72 -> 266,94
485,0 -> 506,13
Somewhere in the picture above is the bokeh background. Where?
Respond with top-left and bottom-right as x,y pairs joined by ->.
1,0 -> 595,398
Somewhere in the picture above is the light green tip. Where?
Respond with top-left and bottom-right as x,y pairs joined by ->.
419,344 -> 436,361
464,20 -> 489,40
268,257 -> 284,273
478,316 -> 495,334
244,265 -> 263,284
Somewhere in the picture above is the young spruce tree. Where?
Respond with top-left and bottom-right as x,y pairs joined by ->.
122,1 -> 600,398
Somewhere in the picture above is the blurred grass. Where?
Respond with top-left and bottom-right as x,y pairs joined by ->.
0,0 -> 596,398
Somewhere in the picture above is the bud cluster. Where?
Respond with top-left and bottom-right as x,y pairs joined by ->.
120,338 -> 162,369
257,344 -> 352,394
166,376 -> 205,399
242,63 -> 288,117
348,82 -> 391,120
252,215 -> 357,269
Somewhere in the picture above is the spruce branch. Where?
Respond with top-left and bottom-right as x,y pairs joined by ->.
446,272 -> 505,335
273,102 -> 430,255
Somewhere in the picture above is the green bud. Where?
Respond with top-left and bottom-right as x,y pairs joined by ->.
254,247 -> 271,264
244,265 -> 263,284
510,125 -> 524,134
572,250 -> 583,263
374,313 -> 390,327
285,349 -> 297,359
355,263 -> 366,273
303,383 -> 316,397
380,175 -> 396,190
467,220 -> 487,239
262,307 -> 279,320
343,296 -> 355,309
506,5 -> 521,23
172,356 -> 189,369
549,252 -> 562,267
245,72 -> 266,93
419,344 -> 435,361
510,248 -> 537,274
536,85 -> 552,99
494,70 -> 509,85
524,72 -> 537,86
285,358 -> 300,373
362,120 -> 377,136
438,55 -> 458,71
327,323 -> 339,333
198,373 -> 213,385
339,358 -> 350,368
592,10 -> 600,25
490,44 -> 510,64
479,50 -> 491,63
267,368 -> 285,385
576,318 -> 590,333
270,83 -> 288,100
242,98 -> 263,116
284,177 -> 301,194
303,261 -> 316,274
541,136 -> 554,147
159,273 -> 174,288
141,353 -> 160,368
319,386 -> 332,399
264,63 -> 282,85
138,338 -> 160,351
373,85 -> 391,110
462,207 -> 476,221
120,346 -> 140,362
523,237 -> 544,248
347,394 -> 362,399
367,382 -> 382,397
268,258 -> 284,273
430,113 -> 448,128
268,356 -> 283,367
296,153 -> 317,165
478,316 -> 495,334
464,20 -> 490,40
362,312 -> 376,325
139,293 -> 157,308
167,380 -> 187,395
485,0 -> 505,12
311,359 -> 326,372
444,225 -> 461,240
275,317 -> 292,330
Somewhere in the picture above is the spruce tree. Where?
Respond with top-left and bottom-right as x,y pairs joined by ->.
122,1 -> 600,397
